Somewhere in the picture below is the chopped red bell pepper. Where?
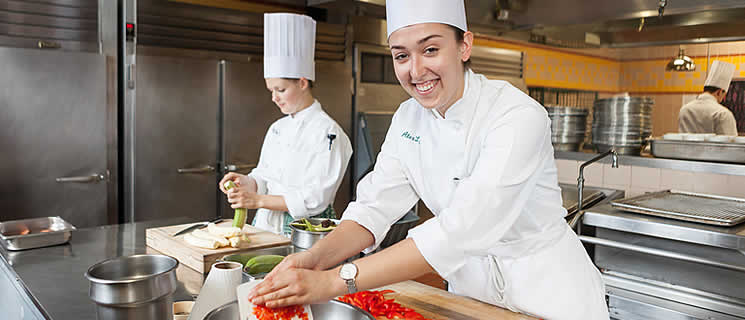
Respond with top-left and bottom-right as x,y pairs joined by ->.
336,290 -> 435,320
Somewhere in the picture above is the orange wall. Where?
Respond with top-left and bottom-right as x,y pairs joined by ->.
474,37 -> 621,92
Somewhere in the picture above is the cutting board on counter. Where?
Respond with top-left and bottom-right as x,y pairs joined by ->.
146,220 -> 290,274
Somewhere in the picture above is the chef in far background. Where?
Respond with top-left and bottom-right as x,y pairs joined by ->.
679,60 -> 738,135
219,13 -> 352,236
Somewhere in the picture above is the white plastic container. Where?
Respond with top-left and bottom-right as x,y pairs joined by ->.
663,133 -> 686,140
706,135 -> 735,143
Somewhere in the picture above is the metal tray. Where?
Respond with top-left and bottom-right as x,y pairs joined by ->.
651,139 -> 745,164
611,190 -> 745,226
0,216 -> 76,250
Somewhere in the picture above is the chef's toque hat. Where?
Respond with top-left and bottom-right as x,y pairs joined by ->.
385,0 -> 467,38
704,60 -> 736,90
264,13 -> 316,81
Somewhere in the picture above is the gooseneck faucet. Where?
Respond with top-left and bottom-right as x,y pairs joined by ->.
570,149 -> 618,232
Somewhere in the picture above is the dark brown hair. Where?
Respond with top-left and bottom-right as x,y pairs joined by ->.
282,78 -> 314,89
703,85 -> 724,94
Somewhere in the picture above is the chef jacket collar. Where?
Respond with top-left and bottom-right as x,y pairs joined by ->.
289,99 -> 321,122
431,69 -> 474,124
697,92 -> 719,103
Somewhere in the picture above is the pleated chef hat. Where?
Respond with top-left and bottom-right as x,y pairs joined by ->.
704,60 -> 735,90
385,0 -> 467,38
264,13 -> 316,81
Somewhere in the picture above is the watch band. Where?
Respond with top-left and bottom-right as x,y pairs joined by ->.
345,278 -> 358,294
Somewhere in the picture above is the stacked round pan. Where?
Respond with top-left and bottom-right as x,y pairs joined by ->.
546,106 -> 588,152
592,96 -> 653,155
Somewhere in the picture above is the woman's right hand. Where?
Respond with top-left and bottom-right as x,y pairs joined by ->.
218,173 -> 255,194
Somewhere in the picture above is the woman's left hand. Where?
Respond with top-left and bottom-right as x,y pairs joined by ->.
227,187 -> 261,209
248,268 -> 341,308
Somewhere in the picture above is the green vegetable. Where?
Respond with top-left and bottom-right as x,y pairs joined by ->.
223,254 -> 252,266
224,180 -> 248,229
302,218 -> 316,232
244,255 -> 284,274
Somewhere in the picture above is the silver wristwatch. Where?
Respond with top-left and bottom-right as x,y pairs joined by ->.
339,263 -> 358,294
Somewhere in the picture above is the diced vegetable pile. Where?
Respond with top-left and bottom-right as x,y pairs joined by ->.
252,304 -> 309,320
337,290 -> 434,320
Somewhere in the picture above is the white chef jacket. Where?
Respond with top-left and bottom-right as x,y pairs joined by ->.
679,92 -> 738,135
342,70 -> 608,319
249,100 -> 352,234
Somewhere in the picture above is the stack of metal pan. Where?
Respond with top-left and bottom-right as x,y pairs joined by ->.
546,106 -> 588,152
592,97 -> 653,155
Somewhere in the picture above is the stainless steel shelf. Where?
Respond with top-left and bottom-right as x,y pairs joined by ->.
555,150 -> 745,176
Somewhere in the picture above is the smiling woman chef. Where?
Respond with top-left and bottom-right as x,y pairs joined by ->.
219,13 -> 352,236
248,1 -> 609,319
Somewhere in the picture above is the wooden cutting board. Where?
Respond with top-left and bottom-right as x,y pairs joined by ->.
376,281 -> 538,320
146,220 -> 290,274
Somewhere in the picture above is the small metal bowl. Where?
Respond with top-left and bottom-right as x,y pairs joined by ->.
204,299 -> 375,320
289,218 -> 339,251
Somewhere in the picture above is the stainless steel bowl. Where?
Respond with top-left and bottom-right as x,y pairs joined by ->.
204,299 -> 376,320
290,218 -> 339,251
85,254 -> 179,320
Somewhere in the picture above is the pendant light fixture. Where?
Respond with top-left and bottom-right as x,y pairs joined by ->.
666,47 -> 696,72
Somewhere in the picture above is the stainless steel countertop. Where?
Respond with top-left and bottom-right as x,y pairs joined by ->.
0,217 -> 196,320
583,203 -> 745,251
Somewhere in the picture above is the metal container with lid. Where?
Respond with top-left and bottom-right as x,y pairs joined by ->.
591,96 -> 654,155
546,106 -> 589,151
85,254 -> 179,320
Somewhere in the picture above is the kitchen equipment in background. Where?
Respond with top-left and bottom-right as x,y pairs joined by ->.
172,218 -> 224,237
204,300 -> 376,320
611,190 -> 745,227
650,138 -> 745,164
666,48 -> 696,72
173,301 -> 194,320
592,96 -> 654,155
546,106 -> 589,151
145,222 -> 290,274
0,47 -> 115,229
85,254 -> 179,320
569,149 -> 619,231
0,217 -> 76,251
188,261 -> 242,320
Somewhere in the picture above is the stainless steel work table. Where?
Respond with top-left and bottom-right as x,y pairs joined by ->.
0,218 -> 195,320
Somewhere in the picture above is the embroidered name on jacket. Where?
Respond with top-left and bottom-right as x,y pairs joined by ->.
401,131 -> 421,144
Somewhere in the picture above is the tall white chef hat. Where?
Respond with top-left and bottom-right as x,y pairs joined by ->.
385,0 -> 468,38
264,13 -> 316,81
704,60 -> 736,91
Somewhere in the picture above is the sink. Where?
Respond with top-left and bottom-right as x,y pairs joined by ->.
559,183 -> 625,216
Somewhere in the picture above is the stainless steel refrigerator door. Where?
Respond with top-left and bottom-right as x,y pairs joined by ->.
220,60 -> 281,220
133,55 -> 219,222
0,47 -> 112,228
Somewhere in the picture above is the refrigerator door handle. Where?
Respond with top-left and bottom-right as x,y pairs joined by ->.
224,163 -> 257,172
56,173 -> 106,183
177,165 -> 216,174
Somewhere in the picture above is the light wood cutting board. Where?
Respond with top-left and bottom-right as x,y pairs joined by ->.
146,220 -> 290,274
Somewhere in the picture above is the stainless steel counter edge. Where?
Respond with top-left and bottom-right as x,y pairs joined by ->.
582,204 -> 745,251
0,254 -> 52,319
556,150 -> 745,176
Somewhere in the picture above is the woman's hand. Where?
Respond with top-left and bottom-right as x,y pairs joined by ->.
218,173 -> 257,194
227,186 -> 262,209
247,267 -> 343,308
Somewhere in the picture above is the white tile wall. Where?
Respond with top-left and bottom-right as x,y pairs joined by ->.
556,159 -> 579,184
725,175 -> 745,198
660,169 -> 695,192
626,187 -> 660,198
603,164 -> 631,188
693,173 -> 729,196
582,164 -> 604,187
631,166 -> 661,189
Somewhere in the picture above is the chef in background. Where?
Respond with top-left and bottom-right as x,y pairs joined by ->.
219,13 -> 352,236
679,60 -> 737,135
247,1 -> 609,319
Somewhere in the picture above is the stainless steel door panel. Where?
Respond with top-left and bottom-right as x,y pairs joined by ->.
221,60 -> 280,219
134,55 -> 219,222
0,47 -> 109,228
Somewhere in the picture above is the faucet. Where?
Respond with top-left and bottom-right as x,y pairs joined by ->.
570,149 -> 618,232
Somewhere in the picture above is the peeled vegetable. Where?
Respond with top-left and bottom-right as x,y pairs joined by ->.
223,180 -> 248,229
228,233 -> 251,248
207,222 -> 242,238
184,233 -> 220,249
191,228 -> 230,247
244,255 -> 284,274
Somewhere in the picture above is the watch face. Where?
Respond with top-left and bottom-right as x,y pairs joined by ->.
340,263 -> 357,280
